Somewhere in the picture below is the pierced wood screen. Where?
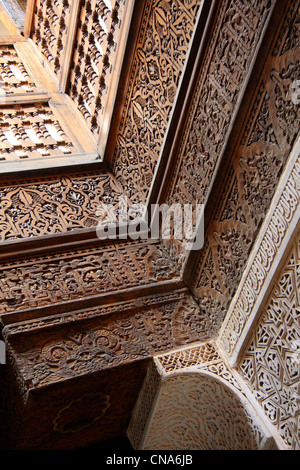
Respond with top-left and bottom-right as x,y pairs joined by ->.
26,0 -> 134,143
0,35 -> 98,172
0,101 -> 76,161
67,0 -> 123,135
0,43 -> 37,94
30,0 -> 72,77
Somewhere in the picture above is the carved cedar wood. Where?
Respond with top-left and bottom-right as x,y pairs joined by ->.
0,0 -> 299,451
184,0 -> 300,335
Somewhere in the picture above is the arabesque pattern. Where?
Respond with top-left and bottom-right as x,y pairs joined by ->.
112,0 -> 201,203
238,234 -> 300,450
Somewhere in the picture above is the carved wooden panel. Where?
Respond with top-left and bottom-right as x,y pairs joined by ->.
111,0 -> 202,203
3,291 -> 210,390
2,291 -> 211,449
0,36 -> 98,171
0,171 -> 125,241
187,0 -> 300,334
0,240 -> 180,313
4,358 -> 148,449
128,343 -> 275,450
238,234 -> 300,450
161,0 -> 277,266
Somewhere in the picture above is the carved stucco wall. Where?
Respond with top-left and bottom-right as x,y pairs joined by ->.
130,134 -> 300,451
237,232 -> 300,450
127,342 -> 277,450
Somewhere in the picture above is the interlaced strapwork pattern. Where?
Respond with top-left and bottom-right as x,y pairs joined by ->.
238,235 -> 300,450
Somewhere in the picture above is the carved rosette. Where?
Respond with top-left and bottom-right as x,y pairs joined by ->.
53,392 -> 111,434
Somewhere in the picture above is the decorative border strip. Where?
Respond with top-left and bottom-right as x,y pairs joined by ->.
218,135 -> 300,365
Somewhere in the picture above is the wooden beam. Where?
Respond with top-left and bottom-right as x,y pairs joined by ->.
102,0 -> 146,166
23,0 -> 35,38
58,0 -> 81,93
0,35 -> 26,43
0,152 -> 101,175
97,0 -> 136,158
145,0 -> 217,215
0,1 -> 19,35
0,92 -> 50,105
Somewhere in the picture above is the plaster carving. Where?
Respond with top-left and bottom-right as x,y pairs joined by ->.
141,373 -> 269,450
128,342 -> 274,450
238,234 -> 300,450
218,146 -> 300,358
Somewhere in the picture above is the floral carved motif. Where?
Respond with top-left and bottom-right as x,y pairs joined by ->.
187,0 -> 300,334
5,292 -> 210,389
0,171 -> 125,241
159,0 -> 277,271
218,148 -> 300,357
165,0 -> 275,208
112,0 -> 201,203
